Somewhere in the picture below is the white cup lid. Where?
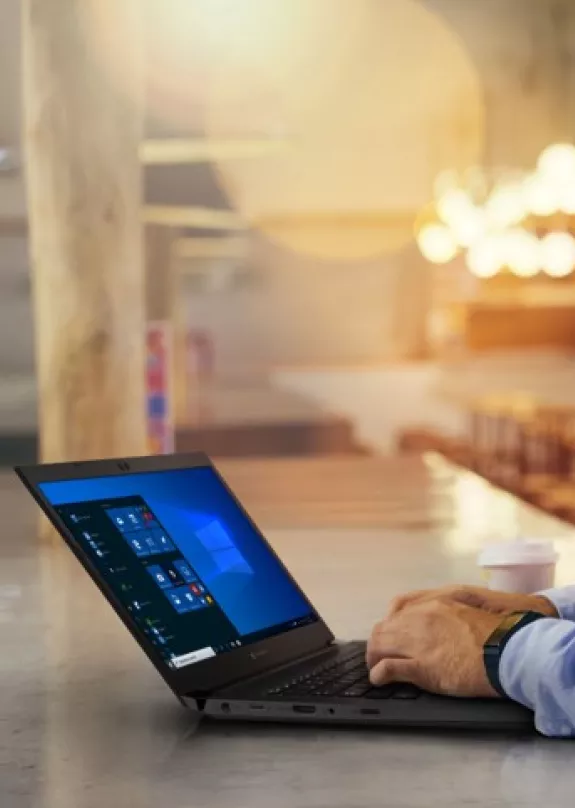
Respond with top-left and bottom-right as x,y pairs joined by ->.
478,539 -> 559,568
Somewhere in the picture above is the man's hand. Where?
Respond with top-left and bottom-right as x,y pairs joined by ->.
366,600 -> 503,698
388,585 -> 558,619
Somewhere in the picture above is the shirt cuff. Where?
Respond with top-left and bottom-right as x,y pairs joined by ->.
500,618 -> 575,736
538,586 -> 575,622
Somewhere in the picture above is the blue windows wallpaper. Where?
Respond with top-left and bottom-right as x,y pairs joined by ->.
39,467 -> 315,642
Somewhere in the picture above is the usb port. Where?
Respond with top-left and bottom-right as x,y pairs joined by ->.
293,705 -> 316,714
360,708 -> 380,716
249,704 -> 265,711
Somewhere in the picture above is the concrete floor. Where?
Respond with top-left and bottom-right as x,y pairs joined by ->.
2,457 -> 575,808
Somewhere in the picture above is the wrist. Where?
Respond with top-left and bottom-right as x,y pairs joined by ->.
532,595 -> 559,618
483,611 -> 548,698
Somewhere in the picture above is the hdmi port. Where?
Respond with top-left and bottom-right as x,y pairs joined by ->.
293,705 -> 316,714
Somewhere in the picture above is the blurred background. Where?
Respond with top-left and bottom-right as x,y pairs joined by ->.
3,0 -> 575,528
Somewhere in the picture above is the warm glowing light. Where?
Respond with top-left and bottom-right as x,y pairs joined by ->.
523,174 -> 558,216
558,184 -> 575,215
485,182 -> 526,227
540,232 -> 575,277
523,175 -> 559,216
502,229 -> 540,277
466,236 -> 504,278
537,143 -> 575,182
463,166 -> 488,200
449,207 -> 486,247
417,224 -> 458,264
436,188 -> 475,226
200,0 -> 485,260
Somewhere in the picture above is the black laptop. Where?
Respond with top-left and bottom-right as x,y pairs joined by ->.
16,453 -> 533,730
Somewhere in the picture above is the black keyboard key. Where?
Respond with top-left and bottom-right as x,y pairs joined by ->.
267,649 -> 372,699
341,685 -> 371,698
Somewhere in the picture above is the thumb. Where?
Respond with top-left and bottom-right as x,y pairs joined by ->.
369,658 -> 423,688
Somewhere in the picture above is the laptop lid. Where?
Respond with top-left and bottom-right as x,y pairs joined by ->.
16,453 -> 333,698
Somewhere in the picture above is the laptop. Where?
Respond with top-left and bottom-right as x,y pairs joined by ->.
16,453 -> 534,731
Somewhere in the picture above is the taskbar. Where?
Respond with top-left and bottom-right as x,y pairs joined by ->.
234,612 -> 318,652
168,613 -> 318,669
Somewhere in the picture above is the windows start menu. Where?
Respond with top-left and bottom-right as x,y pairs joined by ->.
57,495 -> 242,669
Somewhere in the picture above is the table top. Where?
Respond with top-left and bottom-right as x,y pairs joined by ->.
2,457 -> 575,808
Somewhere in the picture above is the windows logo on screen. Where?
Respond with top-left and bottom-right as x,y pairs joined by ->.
195,521 -> 253,577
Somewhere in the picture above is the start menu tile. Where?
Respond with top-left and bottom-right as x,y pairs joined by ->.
103,500 -> 213,614
57,495 -> 239,666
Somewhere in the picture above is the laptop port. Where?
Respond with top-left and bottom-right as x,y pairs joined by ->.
293,705 -> 316,714
360,708 -> 380,716
249,704 -> 265,711
221,702 -> 231,713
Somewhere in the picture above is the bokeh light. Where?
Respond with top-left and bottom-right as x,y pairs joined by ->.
540,232 -> 575,278
537,142 -> 575,183
484,181 -> 526,228
466,235 -> 504,278
502,229 -> 540,278
558,184 -> 575,215
523,173 -> 559,217
416,224 -> 458,264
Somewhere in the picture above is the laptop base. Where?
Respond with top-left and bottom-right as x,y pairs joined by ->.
199,640 -> 534,732
201,693 -> 534,731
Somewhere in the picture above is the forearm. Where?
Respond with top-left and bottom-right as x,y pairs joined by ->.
500,619 -> 575,737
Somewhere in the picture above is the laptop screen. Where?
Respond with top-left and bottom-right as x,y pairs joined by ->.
39,466 -> 317,670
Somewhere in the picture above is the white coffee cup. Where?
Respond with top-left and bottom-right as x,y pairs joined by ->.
477,539 -> 559,594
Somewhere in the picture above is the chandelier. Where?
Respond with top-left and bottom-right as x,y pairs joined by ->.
416,143 -> 575,279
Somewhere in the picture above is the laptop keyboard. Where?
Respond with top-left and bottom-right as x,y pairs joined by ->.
266,647 -> 422,701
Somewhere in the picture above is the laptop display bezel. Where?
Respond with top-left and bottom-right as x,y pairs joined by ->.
15,453 -> 334,698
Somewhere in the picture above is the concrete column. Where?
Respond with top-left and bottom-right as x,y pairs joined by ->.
23,0 -> 146,462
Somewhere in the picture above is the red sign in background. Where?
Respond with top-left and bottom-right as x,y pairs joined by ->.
146,322 -> 174,455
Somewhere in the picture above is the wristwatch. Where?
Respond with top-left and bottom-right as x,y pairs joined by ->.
483,611 -> 547,697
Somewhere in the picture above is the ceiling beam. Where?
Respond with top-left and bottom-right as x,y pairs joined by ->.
174,236 -> 248,260
140,138 -> 290,165
143,205 -> 246,230
253,211 -> 417,229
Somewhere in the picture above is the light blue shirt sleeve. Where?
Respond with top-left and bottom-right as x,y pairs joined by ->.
540,586 -> 575,622
499,586 -> 575,738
